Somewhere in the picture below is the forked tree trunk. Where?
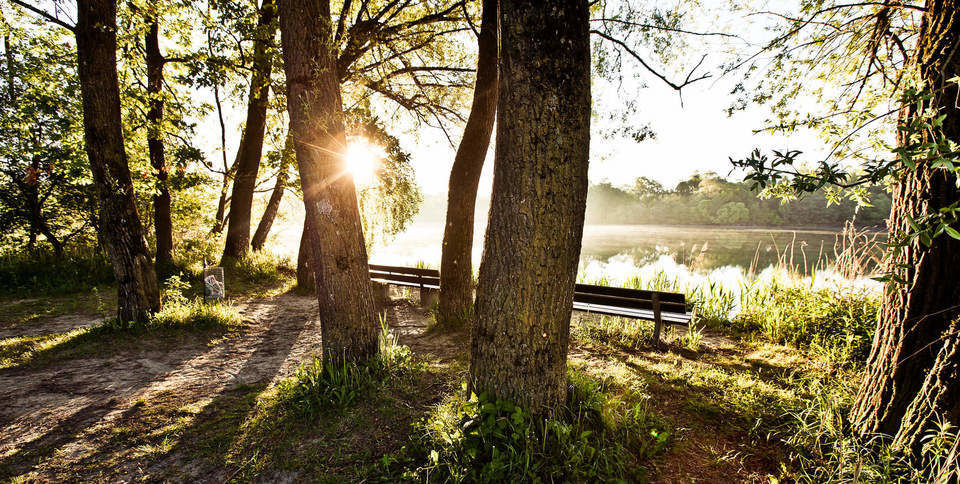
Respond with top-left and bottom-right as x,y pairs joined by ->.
251,135 -> 293,251
469,0 -> 591,414
221,0 -> 277,262
145,14 -> 174,270
279,0 -> 378,365
75,0 -> 160,322
851,0 -> 960,455
437,0 -> 499,326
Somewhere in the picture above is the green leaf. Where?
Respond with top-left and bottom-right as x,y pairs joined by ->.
945,225 -> 960,240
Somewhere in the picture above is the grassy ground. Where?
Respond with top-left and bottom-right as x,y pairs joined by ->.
2,252 -> 950,481
0,279 -> 843,482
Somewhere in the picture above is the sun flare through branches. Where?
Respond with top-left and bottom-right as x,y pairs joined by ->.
344,138 -> 385,187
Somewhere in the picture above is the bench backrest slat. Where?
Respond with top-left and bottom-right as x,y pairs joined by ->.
370,270 -> 440,287
575,283 -> 685,304
369,264 -> 440,277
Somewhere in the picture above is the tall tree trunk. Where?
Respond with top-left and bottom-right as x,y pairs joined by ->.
437,0 -> 499,326
75,0 -> 160,322
851,0 -> 960,456
279,0 -> 378,365
468,0 -> 591,414
296,217 -> 316,291
251,134 -> 293,251
221,0 -> 278,262
145,12 -> 173,270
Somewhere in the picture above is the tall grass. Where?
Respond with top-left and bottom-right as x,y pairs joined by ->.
578,226 -> 883,367
777,375 -> 959,483
0,247 -> 114,297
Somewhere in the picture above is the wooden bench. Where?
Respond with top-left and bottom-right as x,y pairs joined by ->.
368,265 -> 693,341
369,264 -> 440,307
573,283 -> 692,342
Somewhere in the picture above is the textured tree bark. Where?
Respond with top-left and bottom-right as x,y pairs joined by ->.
279,0 -> 378,365
437,0 -> 498,326
296,217 -> 316,291
469,0 -> 591,414
75,0 -> 160,322
851,0 -> 960,455
145,14 -> 173,269
221,0 -> 277,262
251,135 -> 293,252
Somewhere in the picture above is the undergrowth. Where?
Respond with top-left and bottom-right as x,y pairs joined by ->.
406,367 -> 669,482
776,374 -> 959,483
736,286 -> 877,367
0,247 -> 114,297
274,318 -> 414,414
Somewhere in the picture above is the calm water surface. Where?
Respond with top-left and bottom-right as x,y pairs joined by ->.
367,223 -> 873,277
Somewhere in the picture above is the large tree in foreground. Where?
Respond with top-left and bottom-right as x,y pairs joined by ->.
221,0 -> 278,262
278,0 -> 378,364
730,0 -> 960,457
437,0 -> 498,326
469,0 -> 591,413
850,0 -> 960,454
76,0 -> 160,322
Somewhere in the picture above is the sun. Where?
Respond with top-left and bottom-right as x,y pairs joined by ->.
344,138 -> 385,187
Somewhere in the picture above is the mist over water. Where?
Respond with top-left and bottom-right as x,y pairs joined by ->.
366,222 -> 880,279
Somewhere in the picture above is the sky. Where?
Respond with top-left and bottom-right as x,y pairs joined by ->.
383,0 -> 830,196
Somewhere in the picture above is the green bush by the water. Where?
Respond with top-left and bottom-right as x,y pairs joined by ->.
736,285 -> 878,367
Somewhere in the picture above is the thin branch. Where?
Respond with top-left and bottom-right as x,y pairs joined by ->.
9,0 -> 76,32
590,29 -> 711,105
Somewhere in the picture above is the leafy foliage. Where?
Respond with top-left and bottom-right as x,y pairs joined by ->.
410,369 -> 669,482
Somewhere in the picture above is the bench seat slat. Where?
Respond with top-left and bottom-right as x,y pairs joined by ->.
573,292 -> 687,314
371,277 -> 439,290
572,302 -> 692,325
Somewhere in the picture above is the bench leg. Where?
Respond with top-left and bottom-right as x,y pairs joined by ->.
373,282 -> 390,307
419,287 -> 438,309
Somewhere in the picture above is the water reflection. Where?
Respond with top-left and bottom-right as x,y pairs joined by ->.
368,223 -> 883,277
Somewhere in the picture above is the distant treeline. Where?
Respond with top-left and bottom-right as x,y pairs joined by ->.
414,173 -> 891,228
585,173 -> 891,227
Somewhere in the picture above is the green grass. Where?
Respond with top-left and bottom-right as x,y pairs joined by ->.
0,297 -> 242,370
0,247 -> 114,297
406,367 -> 669,482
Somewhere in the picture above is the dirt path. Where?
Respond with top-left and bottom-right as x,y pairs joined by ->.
0,292 -> 449,480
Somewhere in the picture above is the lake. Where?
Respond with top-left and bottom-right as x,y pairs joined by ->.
367,223 -> 882,279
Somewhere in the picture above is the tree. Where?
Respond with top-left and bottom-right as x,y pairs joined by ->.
729,0 -> 960,456
0,22 -> 92,255
469,0 -> 591,413
143,8 -> 173,269
437,0 -> 498,326
221,0 -> 278,263
279,0 -> 378,364
251,133 -> 293,252
849,0 -> 960,455
75,0 -> 160,322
